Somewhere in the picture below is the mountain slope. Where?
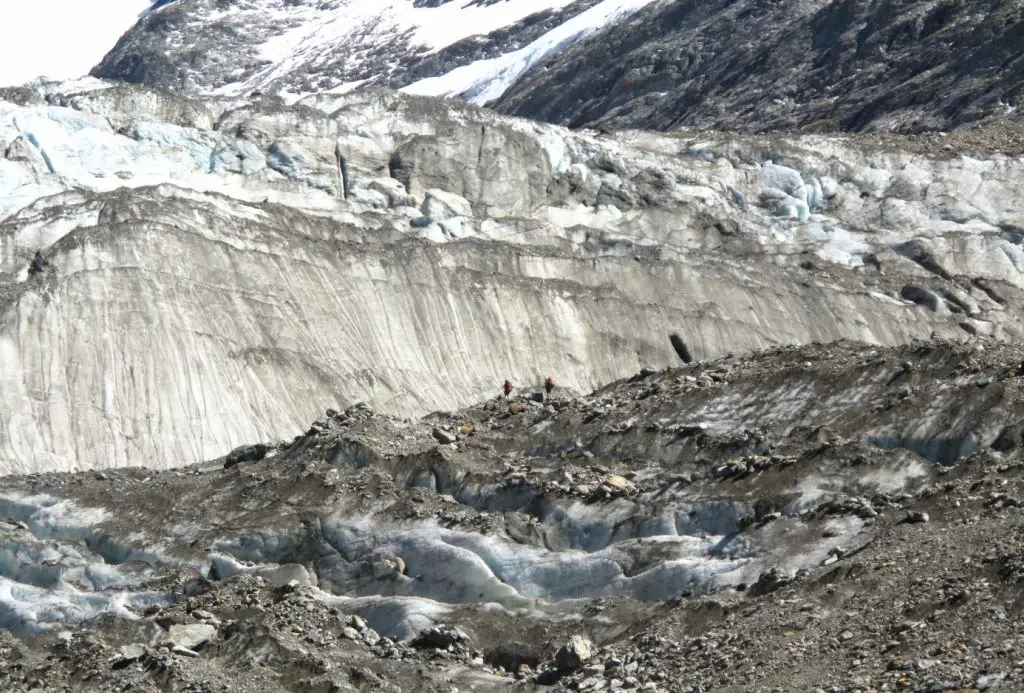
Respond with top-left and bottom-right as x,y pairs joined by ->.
493,0 -> 1024,133
90,0 -> 1024,135
90,0 -> 661,101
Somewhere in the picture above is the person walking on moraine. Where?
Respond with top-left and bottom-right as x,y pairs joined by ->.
503,379 -> 514,398
544,376 -> 556,399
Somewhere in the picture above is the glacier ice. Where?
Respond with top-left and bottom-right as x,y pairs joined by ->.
4,85 -> 1024,475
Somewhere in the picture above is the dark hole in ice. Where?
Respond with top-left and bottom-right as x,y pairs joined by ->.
669,333 -> 692,364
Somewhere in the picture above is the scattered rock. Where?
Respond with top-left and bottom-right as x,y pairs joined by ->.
257,563 -> 316,587
112,644 -> 146,668
669,334 -> 693,364
170,645 -> 201,658
749,567 -> 796,596
555,635 -> 594,670
411,625 -> 469,650
603,475 -> 630,489
975,672 -> 1006,690
432,428 -> 457,445
224,443 -> 270,468
166,624 -> 216,650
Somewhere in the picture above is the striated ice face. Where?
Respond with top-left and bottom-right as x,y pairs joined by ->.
3,85 -> 1024,475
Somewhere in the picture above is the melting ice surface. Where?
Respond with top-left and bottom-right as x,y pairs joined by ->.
0,485 -> 753,638
0,468 -> 878,641
0,494 -> 166,633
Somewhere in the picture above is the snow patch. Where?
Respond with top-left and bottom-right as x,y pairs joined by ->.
402,0 -> 662,105
236,0 -> 594,97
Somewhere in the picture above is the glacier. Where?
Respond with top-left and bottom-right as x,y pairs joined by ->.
3,83 -> 1024,474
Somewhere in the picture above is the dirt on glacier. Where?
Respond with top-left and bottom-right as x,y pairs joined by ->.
1,338 -> 1023,692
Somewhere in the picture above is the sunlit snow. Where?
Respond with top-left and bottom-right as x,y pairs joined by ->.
401,0 -> 661,104
257,0 -> 588,69
219,0 -> 661,102
0,1 -> 152,87
1,0 -> 660,104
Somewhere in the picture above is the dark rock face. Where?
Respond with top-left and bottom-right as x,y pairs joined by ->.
494,0 -> 1024,133
92,3 -> 195,87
